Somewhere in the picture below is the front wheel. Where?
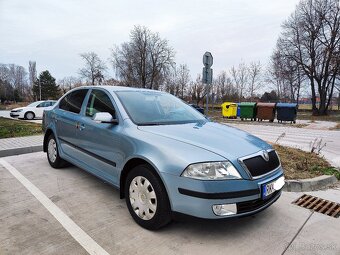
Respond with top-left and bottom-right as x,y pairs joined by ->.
25,112 -> 35,120
47,133 -> 68,168
125,165 -> 172,230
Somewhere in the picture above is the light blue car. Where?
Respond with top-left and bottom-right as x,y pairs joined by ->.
43,86 -> 285,229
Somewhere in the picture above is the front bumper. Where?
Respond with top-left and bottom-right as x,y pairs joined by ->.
10,112 -> 19,117
161,167 -> 284,219
10,112 -> 24,118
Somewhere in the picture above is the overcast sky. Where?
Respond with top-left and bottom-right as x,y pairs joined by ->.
0,0 -> 299,81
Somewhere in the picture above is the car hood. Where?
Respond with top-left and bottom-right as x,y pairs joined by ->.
138,121 -> 271,161
11,107 -> 24,111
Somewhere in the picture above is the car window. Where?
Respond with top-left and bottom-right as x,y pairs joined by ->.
59,89 -> 88,114
86,90 -> 116,118
36,102 -> 46,107
27,102 -> 40,107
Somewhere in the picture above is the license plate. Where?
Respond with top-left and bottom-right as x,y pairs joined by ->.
262,176 -> 285,198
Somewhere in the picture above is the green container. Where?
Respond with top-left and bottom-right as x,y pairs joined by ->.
240,102 -> 257,121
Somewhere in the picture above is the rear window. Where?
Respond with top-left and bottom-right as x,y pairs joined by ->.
59,89 -> 88,114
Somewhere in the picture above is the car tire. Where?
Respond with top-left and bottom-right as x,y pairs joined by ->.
125,164 -> 172,230
25,111 -> 35,120
47,133 -> 68,168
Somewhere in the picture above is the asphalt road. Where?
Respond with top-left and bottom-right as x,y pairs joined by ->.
0,152 -> 339,255
227,123 -> 340,168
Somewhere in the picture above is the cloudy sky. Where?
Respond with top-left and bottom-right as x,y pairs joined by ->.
0,0 -> 299,80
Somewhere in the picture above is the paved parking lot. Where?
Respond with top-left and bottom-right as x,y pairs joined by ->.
0,152 -> 339,255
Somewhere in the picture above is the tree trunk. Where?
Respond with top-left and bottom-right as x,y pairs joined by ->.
310,78 -> 319,115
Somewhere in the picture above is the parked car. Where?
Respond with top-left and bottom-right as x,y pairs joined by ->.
189,104 -> 204,114
10,100 -> 57,120
43,86 -> 284,229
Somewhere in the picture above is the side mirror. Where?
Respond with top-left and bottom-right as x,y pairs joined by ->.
92,112 -> 118,124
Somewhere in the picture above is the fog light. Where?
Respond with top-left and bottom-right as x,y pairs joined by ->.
212,203 -> 237,216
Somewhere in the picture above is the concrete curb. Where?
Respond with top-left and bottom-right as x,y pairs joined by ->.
0,145 -> 43,158
283,175 -> 338,192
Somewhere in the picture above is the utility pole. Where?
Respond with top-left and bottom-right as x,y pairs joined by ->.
39,79 -> 41,100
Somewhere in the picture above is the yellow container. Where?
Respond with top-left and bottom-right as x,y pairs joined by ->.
221,102 -> 237,118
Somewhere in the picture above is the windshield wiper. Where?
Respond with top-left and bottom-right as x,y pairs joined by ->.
138,122 -> 168,126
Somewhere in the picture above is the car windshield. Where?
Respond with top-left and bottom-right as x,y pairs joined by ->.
27,102 -> 41,107
116,91 -> 207,125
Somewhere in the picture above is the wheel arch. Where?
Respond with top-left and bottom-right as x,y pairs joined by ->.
43,128 -> 54,152
119,157 -> 168,201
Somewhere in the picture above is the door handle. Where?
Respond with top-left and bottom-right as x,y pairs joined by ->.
79,123 -> 85,131
51,114 -> 58,122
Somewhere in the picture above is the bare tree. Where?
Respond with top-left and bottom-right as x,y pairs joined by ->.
79,52 -> 107,85
188,74 -> 206,104
214,71 -> 237,102
0,64 -> 10,82
111,25 -> 175,90
58,76 -> 82,93
269,50 -> 306,104
163,66 -> 178,95
28,61 -> 37,88
28,61 -> 37,100
230,62 -> 248,101
248,61 -> 262,101
276,0 -> 340,115
177,64 -> 191,99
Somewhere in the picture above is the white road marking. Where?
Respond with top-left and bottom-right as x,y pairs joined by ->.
0,159 -> 110,255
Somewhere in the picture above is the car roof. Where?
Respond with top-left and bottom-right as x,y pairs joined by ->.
34,100 -> 56,103
75,85 -> 162,93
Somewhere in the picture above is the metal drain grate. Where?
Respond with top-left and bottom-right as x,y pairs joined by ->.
292,194 -> 340,218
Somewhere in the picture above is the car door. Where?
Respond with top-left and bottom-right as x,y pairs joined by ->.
54,89 -> 89,157
75,89 -> 122,185
35,102 -> 47,118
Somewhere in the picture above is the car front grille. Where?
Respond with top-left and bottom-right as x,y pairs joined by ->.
240,150 -> 280,178
237,191 -> 280,214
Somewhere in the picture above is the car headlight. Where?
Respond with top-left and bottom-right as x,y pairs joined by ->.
17,109 -> 23,112
181,161 -> 242,180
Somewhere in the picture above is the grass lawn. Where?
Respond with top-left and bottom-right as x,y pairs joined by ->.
0,117 -> 42,138
273,144 -> 340,180
297,111 -> 340,122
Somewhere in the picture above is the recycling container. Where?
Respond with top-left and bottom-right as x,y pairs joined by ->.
276,103 -> 298,123
237,104 -> 241,117
256,103 -> 276,122
239,102 -> 257,121
221,102 -> 237,118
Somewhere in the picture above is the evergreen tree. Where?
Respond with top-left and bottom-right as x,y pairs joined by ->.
32,70 -> 60,100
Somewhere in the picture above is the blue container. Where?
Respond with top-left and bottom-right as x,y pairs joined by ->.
276,103 -> 298,123
237,104 -> 241,117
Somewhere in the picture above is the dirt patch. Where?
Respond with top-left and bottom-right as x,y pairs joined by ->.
0,102 -> 28,110
329,123 -> 340,130
273,144 -> 340,180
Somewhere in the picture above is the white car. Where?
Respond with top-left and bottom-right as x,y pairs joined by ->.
10,100 -> 57,120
